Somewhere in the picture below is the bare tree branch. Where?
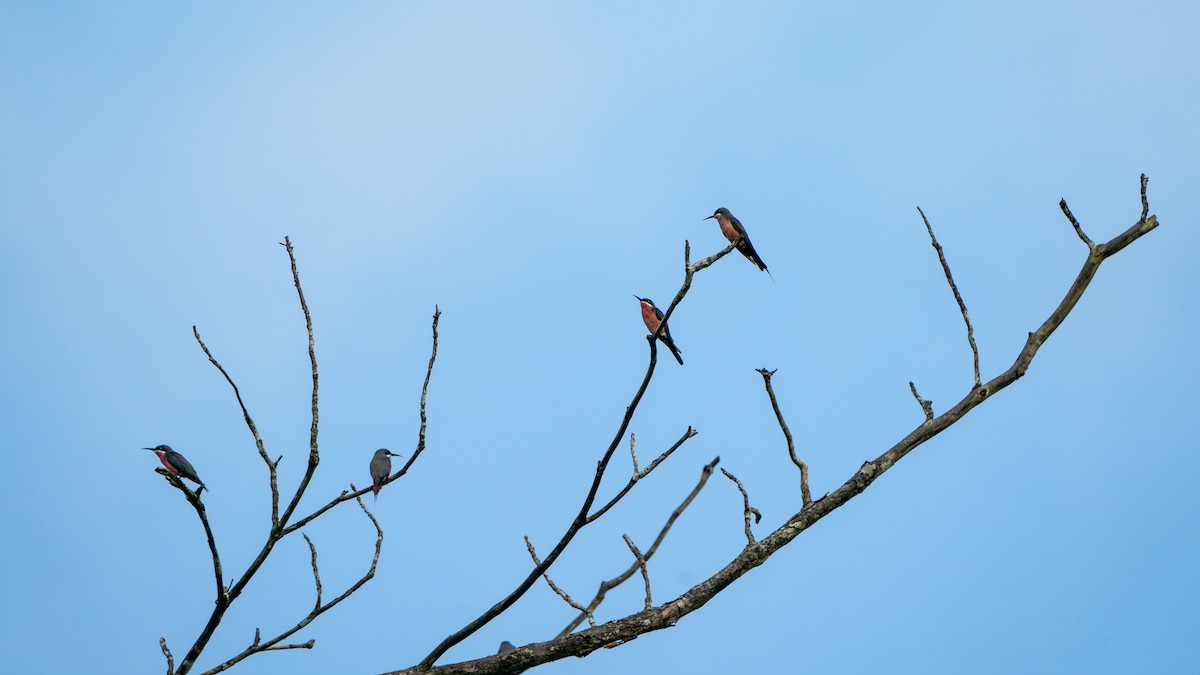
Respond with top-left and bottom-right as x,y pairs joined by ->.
277,236 -> 320,529
755,369 -> 810,505
560,456 -> 720,637
417,241 -> 738,669
621,535 -> 652,611
192,327 -> 277,524
160,638 -> 174,675
169,240 -> 393,674
1140,173 -> 1149,221
721,468 -> 760,545
387,176 -> 1160,675
525,537 -> 593,628
908,381 -> 934,421
303,534 -> 322,610
282,306 -> 441,536
586,427 -> 697,525
628,433 -> 639,475
1059,199 -> 1095,249
203,487 -> 383,674
917,207 -> 982,388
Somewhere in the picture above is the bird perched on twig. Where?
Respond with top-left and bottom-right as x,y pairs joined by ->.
144,444 -> 207,493
705,207 -> 771,277
370,448 -> 401,500
635,296 -> 684,365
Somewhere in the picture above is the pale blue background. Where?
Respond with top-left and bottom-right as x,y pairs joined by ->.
2,2 -> 1197,674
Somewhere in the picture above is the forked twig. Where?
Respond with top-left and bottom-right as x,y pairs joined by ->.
622,535 -> 652,610
560,457 -> 720,636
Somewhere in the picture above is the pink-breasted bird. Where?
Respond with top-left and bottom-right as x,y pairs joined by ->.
144,444 -> 207,492
635,296 -> 684,365
370,448 -> 400,500
705,207 -> 771,276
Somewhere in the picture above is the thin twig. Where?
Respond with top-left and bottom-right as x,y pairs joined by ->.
277,236 -> 320,529
525,537 -> 593,628
908,381 -> 934,421
628,433 -> 639,475
1059,199 -> 1095,249
721,468 -> 760,545
193,327 -> 277,524
917,207 -> 982,388
1140,174 -> 1150,221
560,456 -> 719,637
622,535 -> 652,610
282,306 -> 441,536
302,534 -> 322,610
756,369 -> 811,505
418,240 -> 737,670
160,638 -> 174,675
586,427 -> 697,525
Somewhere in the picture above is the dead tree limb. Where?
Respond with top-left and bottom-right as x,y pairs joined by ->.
385,176 -> 1159,675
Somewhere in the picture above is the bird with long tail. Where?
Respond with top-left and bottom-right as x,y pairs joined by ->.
635,296 -> 684,365
705,207 -> 771,278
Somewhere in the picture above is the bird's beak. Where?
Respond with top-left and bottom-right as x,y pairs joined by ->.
633,294 -> 642,302
703,214 -> 715,220
142,447 -> 154,451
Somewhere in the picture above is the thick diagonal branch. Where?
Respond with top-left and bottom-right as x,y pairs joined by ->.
386,177 -> 1159,675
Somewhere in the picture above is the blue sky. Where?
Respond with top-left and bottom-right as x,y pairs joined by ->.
1,2 -> 1197,673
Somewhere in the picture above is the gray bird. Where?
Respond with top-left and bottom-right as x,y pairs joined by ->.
704,207 -> 771,276
370,449 -> 400,499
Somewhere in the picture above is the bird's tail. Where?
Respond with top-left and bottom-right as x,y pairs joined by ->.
665,340 -> 684,366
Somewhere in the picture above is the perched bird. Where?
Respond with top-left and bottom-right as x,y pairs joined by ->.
144,444 -> 207,492
370,448 -> 400,500
635,296 -> 684,365
704,207 -> 771,276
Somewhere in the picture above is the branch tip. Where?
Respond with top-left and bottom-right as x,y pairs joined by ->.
908,381 -> 934,421
757,369 -> 811,505
1059,198 -> 1095,249
917,207 -> 982,387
